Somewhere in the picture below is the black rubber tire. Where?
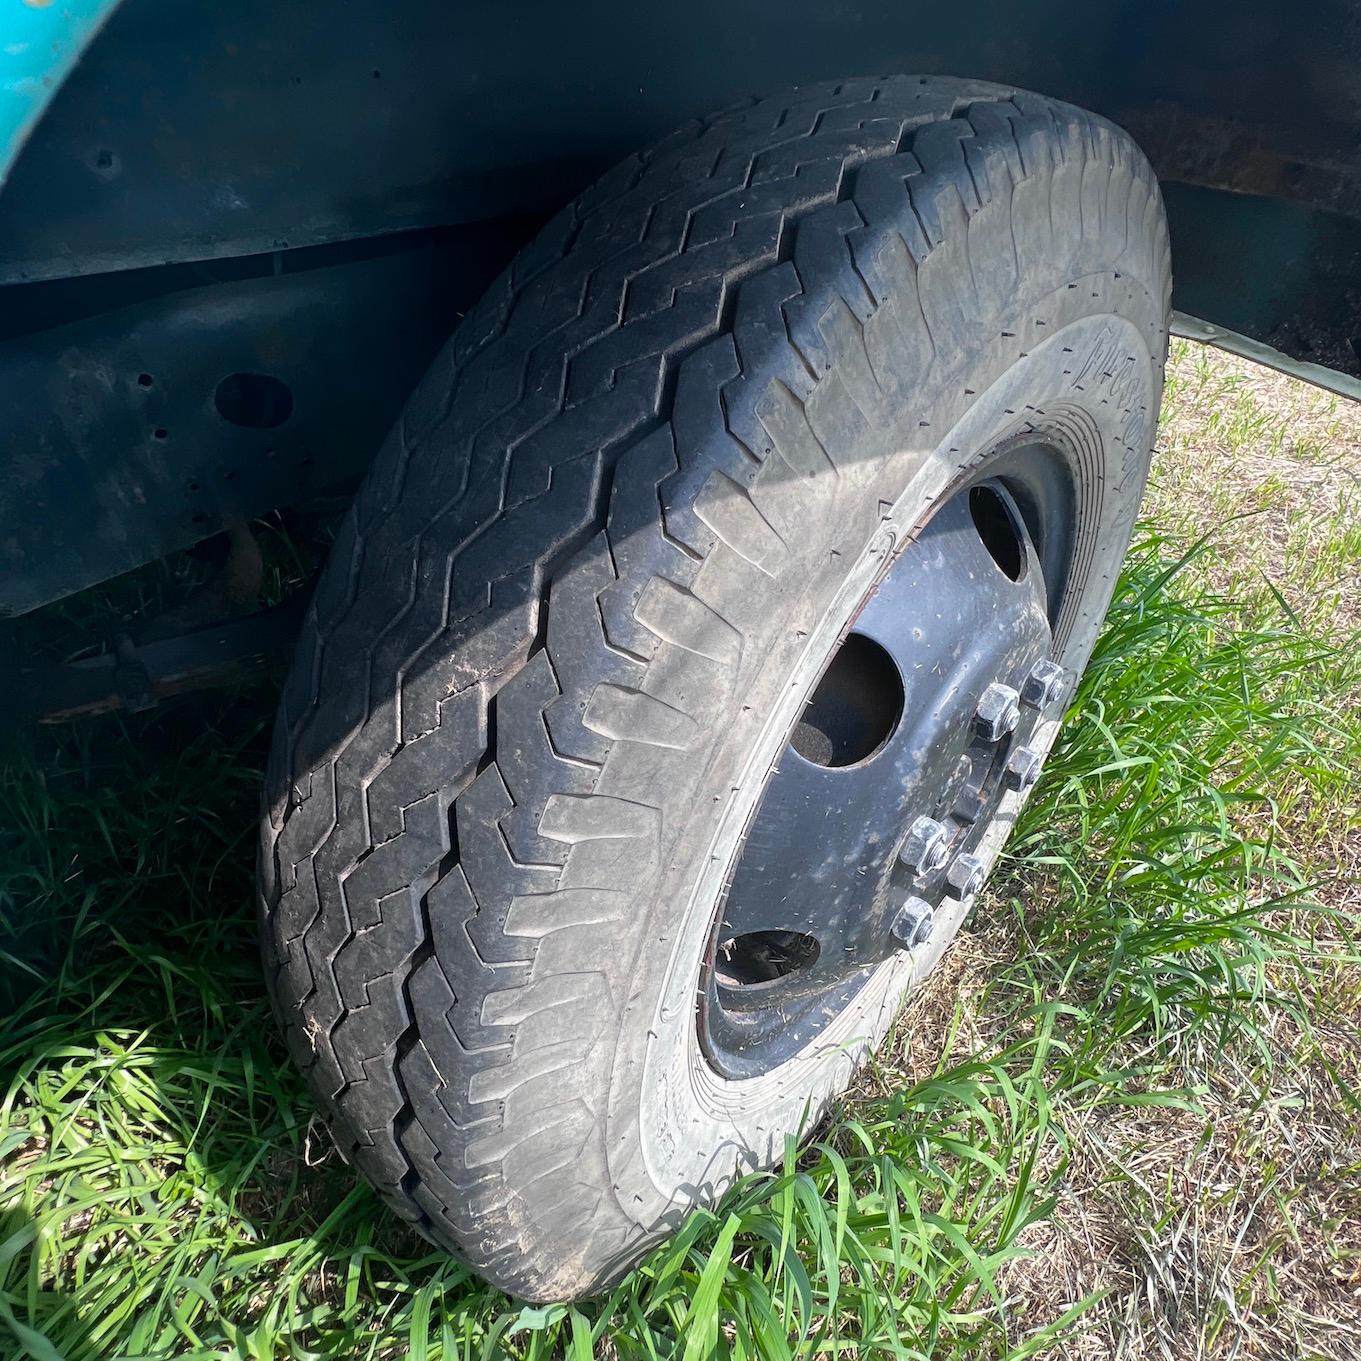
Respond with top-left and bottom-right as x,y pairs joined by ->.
260,75 -> 1170,1302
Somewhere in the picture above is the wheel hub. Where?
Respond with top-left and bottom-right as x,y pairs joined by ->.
699,469 -> 1072,1078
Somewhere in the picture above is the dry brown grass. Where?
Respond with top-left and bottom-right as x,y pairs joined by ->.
1148,341 -> 1361,633
898,925 -> 1361,1359
890,340 -> 1361,1360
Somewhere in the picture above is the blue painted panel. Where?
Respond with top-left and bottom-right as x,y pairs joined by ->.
0,0 -> 121,188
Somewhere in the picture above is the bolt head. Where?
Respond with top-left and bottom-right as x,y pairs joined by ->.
1021,658 -> 1070,710
891,896 -> 936,949
1004,744 -> 1044,791
944,852 -> 986,900
975,683 -> 1021,742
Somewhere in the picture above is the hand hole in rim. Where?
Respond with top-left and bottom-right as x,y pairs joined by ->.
715,930 -> 820,989
790,632 -> 904,767
969,482 -> 1027,581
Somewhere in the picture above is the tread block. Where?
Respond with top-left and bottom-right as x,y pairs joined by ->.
366,689 -> 484,843
542,531 -> 639,765
468,1040 -> 594,1103
538,792 -> 660,845
815,297 -> 893,430
454,765 -> 564,946
757,379 -> 838,482
480,970 -> 612,1028
692,470 -> 788,575
583,682 -> 699,750
632,576 -> 742,664
504,886 -> 631,937
463,1100 -> 594,1173
599,426 -> 691,659
494,652 -> 594,865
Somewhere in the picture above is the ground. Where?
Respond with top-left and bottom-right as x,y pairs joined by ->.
1,340 -> 1358,1359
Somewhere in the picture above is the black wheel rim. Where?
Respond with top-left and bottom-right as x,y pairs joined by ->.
698,442 -> 1077,1079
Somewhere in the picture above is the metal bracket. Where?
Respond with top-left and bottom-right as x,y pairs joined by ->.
10,598 -> 304,723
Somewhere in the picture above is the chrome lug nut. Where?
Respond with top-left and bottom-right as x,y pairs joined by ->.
974,683 -> 1021,742
944,852 -> 985,900
1021,658 -> 1070,710
899,816 -> 949,876
891,896 -> 936,949
1004,744 -> 1044,791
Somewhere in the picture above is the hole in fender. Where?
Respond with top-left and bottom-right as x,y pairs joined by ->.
969,484 -> 1026,582
214,372 -> 294,429
791,632 -> 904,767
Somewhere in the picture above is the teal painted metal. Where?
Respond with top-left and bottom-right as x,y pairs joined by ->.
0,0 -> 121,189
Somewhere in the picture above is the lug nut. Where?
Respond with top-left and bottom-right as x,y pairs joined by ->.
1004,744 -> 1044,791
974,683 -> 1021,742
891,896 -> 936,949
899,816 -> 949,876
944,852 -> 985,900
1021,658 -> 1070,710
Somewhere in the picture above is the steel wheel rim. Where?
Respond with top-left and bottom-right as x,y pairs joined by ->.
697,441 -> 1077,1079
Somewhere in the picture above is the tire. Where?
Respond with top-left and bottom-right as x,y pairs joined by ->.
260,74 -> 1170,1302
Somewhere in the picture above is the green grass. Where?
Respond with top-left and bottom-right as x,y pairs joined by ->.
3,357 -> 1360,1359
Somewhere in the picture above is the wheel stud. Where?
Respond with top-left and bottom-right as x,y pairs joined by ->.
974,683 -> 1021,741
944,852 -> 985,900
891,896 -> 935,949
899,816 -> 949,876
1004,744 -> 1044,791
1021,658 -> 1070,710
